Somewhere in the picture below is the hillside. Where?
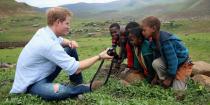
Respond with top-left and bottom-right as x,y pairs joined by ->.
62,0 -> 185,19
2,0 -> 210,20
61,0 -> 210,19
1,0 -> 210,42
0,0 -> 36,17
161,0 -> 210,20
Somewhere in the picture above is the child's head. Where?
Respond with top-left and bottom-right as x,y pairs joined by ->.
109,23 -> 120,37
129,27 -> 144,46
125,22 -> 140,36
142,16 -> 161,38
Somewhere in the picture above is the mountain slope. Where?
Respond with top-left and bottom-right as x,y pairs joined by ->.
161,0 -> 210,19
0,0 -> 35,17
2,0 -> 210,20
60,0 -> 210,19
61,0 -> 186,18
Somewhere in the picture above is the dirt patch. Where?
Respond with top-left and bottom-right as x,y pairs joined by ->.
0,41 -> 28,49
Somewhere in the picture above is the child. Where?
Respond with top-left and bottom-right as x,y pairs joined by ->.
128,27 -> 155,83
141,16 -> 193,91
109,23 -> 127,64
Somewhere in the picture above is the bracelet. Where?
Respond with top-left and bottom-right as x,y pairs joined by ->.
98,54 -> 102,60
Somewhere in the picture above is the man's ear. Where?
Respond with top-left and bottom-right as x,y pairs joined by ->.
54,19 -> 60,26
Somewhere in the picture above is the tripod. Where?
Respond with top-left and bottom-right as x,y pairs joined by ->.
90,48 -> 118,91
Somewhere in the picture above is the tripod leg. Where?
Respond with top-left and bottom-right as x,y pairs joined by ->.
90,60 -> 104,91
104,59 -> 115,84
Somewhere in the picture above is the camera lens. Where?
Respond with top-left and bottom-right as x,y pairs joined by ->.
107,48 -> 115,56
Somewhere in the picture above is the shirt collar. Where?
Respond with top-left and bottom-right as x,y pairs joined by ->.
45,26 -> 59,40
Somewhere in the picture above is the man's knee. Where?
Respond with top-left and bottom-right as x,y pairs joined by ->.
51,84 -> 90,97
43,84 -> 76,100
64,47 -> 79,60
64,47 -> 77,55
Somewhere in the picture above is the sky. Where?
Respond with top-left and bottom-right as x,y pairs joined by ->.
15,0 -> 118,8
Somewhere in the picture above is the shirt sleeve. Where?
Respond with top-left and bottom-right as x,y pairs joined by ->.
58,37 -> 64,44
42,42 -> 79,75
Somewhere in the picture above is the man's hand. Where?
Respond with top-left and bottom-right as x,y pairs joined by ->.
162,77 -> 174,88
68,40 -> 79,48
99,49 -> 113,60
62,38 -> 79,48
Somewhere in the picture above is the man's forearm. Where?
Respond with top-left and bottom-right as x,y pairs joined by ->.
75,55 -> 101,74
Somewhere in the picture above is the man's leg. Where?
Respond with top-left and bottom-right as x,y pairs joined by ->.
27,81 -> 90,100
152,57 -> 167,80
64,47 -> 83,85
27,63 -> 89,100
45,66 -> 62,82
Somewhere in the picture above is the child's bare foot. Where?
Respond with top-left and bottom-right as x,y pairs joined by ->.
151,74 -> 159,85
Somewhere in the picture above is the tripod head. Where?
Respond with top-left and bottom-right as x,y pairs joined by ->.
107,47 -> 119,60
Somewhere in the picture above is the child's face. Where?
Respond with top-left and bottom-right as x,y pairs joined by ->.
109,27 -> 120,38
129,33 -> 142,46
142,24 -> 155,38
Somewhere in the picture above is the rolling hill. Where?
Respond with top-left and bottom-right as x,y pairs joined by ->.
0,0 -> 37,17
1,0 -> 210,20
61,0 -> 186,19
61,0 -> 210,20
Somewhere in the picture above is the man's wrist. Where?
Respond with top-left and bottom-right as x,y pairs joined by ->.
98,54 -> 102,60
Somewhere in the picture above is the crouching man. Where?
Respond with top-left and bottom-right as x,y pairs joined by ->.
10,7 -> 112,100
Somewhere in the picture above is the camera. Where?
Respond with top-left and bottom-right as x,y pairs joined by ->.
107,47 -> 118,59
107,47 -> 115,56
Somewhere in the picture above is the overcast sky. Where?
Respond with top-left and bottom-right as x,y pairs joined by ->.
15,0 -> 118,8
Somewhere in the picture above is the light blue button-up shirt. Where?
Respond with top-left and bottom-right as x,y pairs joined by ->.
10,26 -> 79,93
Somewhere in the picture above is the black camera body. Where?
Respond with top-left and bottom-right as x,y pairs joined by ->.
107,47 -> 118,59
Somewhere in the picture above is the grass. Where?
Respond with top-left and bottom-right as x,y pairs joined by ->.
0,14 -> 47,42
0,15 -> 111,42
1,17 -> 210,104
162,19 -> 210,34
1,14 -> 210,42
1,0 -> 210,104
180,33 -> 210,63
1,34 -> 210,105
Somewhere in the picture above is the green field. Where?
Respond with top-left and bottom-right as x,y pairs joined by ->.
1,36 -> 210,105
1,17 -> 210,105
